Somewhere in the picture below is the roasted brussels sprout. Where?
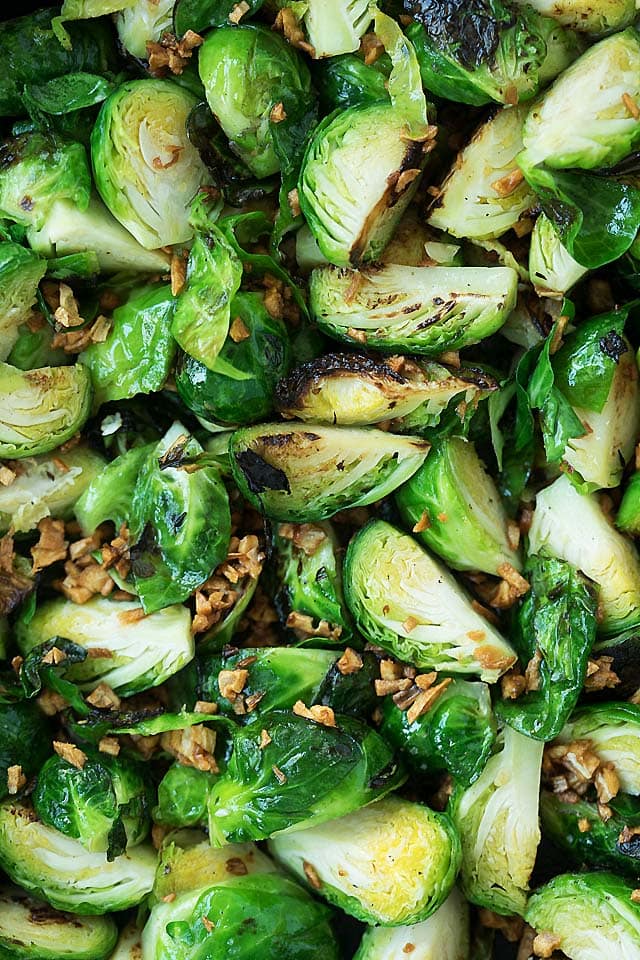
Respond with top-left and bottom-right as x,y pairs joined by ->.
309,264 -> 518,354
380,680 -> 495,787
495,554 -> 598,740
315,51 -> 391,111
207,710 -> 403,844
396,437 -> 521,576
528,212 -> 589,296
154,764 -> 215,831
32,749 -> 151,859
453,725 -> 543,915
199,25 -> 313,179
555,702 -> 640,795
525,872 -> 640,957
81,283 -> 176,410
269,795 -> 460,926
74,444 -> 153,535
16,596 -> 194,696
91,79 -> 210,248
428,106 -> 535,241
0,701 -> 51,802
406,0 -> 580,105
0,885 -> 118,960
0,445 -> 105,534
229,423 -> 429,522
353,888 -> 470,960
512,0 -> 637,33
528,475 -> 640,633
115,0 -> 174,58
0,362 -> 92,459
345,521 -> 516,682
0,242 -> 46,362
278,0 -> 373,58
0,800 -> 156,914
142,872 -> 340,960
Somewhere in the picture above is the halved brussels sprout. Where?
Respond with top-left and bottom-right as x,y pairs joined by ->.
275,353 -> 489,428
199,25 -> 312,179
345,521 -> 516,682
555,703 -> 640,795
0,886 -> 118,960
142,873 -> 340,960
453,725 -> 543,916
116,0 -> 174,59
353,888 -> 470,960
0,445 -> 105,533
396,437 -> 521,576
207,710 -> 403,844
0,362 -> 91,459
0,242 -> 46,362
525,872 -> 640,958
529,213 -> 589,297
15,596 -> 194,696
429,106 -> 535,241
0,801 -> 156,915
528,475 -> 640,633
269,795 -> 460,926
74,444 -> 152,535
381,680 -> 496,788
32,749 -> 150,859
0,701 -> 52,802
91,79 -> 210,248
406,0 -> 580,106
512,0 -> 637,33
310,264 -> 518,354
520,28 -> 640,171
229,422 -> 429,522
81,283 -> 176,410
279,0 -> 372,58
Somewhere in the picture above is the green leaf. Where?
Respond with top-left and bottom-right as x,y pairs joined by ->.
173,0 -> 265,35
23,73 -> 114,115
374,8 -> 429,137
528,322 -> 587,463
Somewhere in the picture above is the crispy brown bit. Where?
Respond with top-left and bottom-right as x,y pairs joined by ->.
478,909 -> 524,943
532,931 -> 561,958
598,802 -> 613,821
273,8 -> 315,55
118,607 -> 146,624
52,314 -> 111,354
501,670 -> 526,700
42,646 -> 66,666
380,659 -> 404,681
471,599 -> 500,626
218,669 -> 249,701
578,817 -> 591,833
53,741 -> 87,770
491,168 -> 525,198
68,531 -> 102,562
86,683 -> 121,710
270,101 -> 287,123
170,251 -> 187,297
436,512 -> 448,523
336,648 -> 363,675
230,317 -> 250,342
619,824 -> 640,844
263,283 -> 284,319
195,700 -> 219,715
54,283 -> 83,328
272,764 -> 287,784
201,916 -> 214,933
415,672 -> 437,690
402,946 -> 415,955
225,857 -> 248,876
161,725 -> 219,773
595,762 -> 619,805
360,31 -> 385,65
412,511 -> 431,533
403,616 -> 418,633
98,737 -> 121,756
497,563 -> 530,596
56,557 -> 115,604
278,522 -> 327,556
525,649 -> 543,693
152,146 -> 183,170
37,690 -> 68,716
293,700 -> 337,728
513,216 -> 534,238
162,893 -> 177,903
549,314 -> 569,355
0,466 -> 16,486
302,860 -> 322,890
406,678 -> 453,724
259,729 -> 272,750
31,519 -> 68,573
152,823 -> 167,849
228,0 -> 250,23
475,645 -> 517,672
10,655 -> 23,673
506,520 -> 520,551
584,657 -> 620,692
130,734 -> 161,760
467,629 -> 486,643
192,576 -> 237,635
375,678 -> 413,696
504,84 -> 519,106
87,647 -> 114,660
395,168 -> 421,194
7,765 -> 26,795
146,30 -> 203,76
346,326 -> 367,344
622,92 -> 640,120
286,611 -> 342,642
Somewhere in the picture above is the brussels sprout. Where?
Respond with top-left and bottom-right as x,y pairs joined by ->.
16,596 -> 194,696
353,887 -> 470,960
0,800 -> 156,915
7,319 -> 70,371
207,710 -> 403,844
175,291 -> 291,427
28,196 -> 171,274
525,872 -> 640,958
406,0 -> 580,106
229,423 -> 429,522
108,922 -> 143,960
540,790 -> 640,879
380,680 -> 495,787
154,830 -> 277,901
428,106 -> 535,241
81,284 -> 176,410
396,437 -> 520,576
281,0 -> 373,57
142,872 -> 340,960
0,362 -> 91,460
512,0 -> 637,33
0,243 -> 46,362
556,703 -> 640,795
74,443 -> 152,535
270,521 -> 353,646
0,701 -> 51,802
154,763 -> 216,830
309,264 -> 518,354
275,353 -> 489,428
529,212 -> 589,297
269,795 -> 460,926
116,0 -> 174,59
0,885 -> 118,960
345,521 -> 516,682
495,555 -> 598,740
315,51 -> 391,111
0,9 -> 116,117
57,0 -> 138,20
520,28 -> 640,171
32,750 -> 151,859
91,79 -> 210,249
551,311 -> 640,489
618,472 -> 640,536
199,25 -> 312,179
453,726 -> 543,915
528,475 -> 640,634
0,445 -> 105,534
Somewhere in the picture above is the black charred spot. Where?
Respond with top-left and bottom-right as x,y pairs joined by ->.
235,450 -> 291,495
315,566 -> 329,583
368,760 -> 399,790
617,833 -> 640,859
158,434 -> 190,470
404,0 -> 515,68
169,511 -> 187,534
401,303 -> 422,315
129,523 -> 161,579
19,195 -> 34,211
275,352 -> 409,411
599,331 -> 628,363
